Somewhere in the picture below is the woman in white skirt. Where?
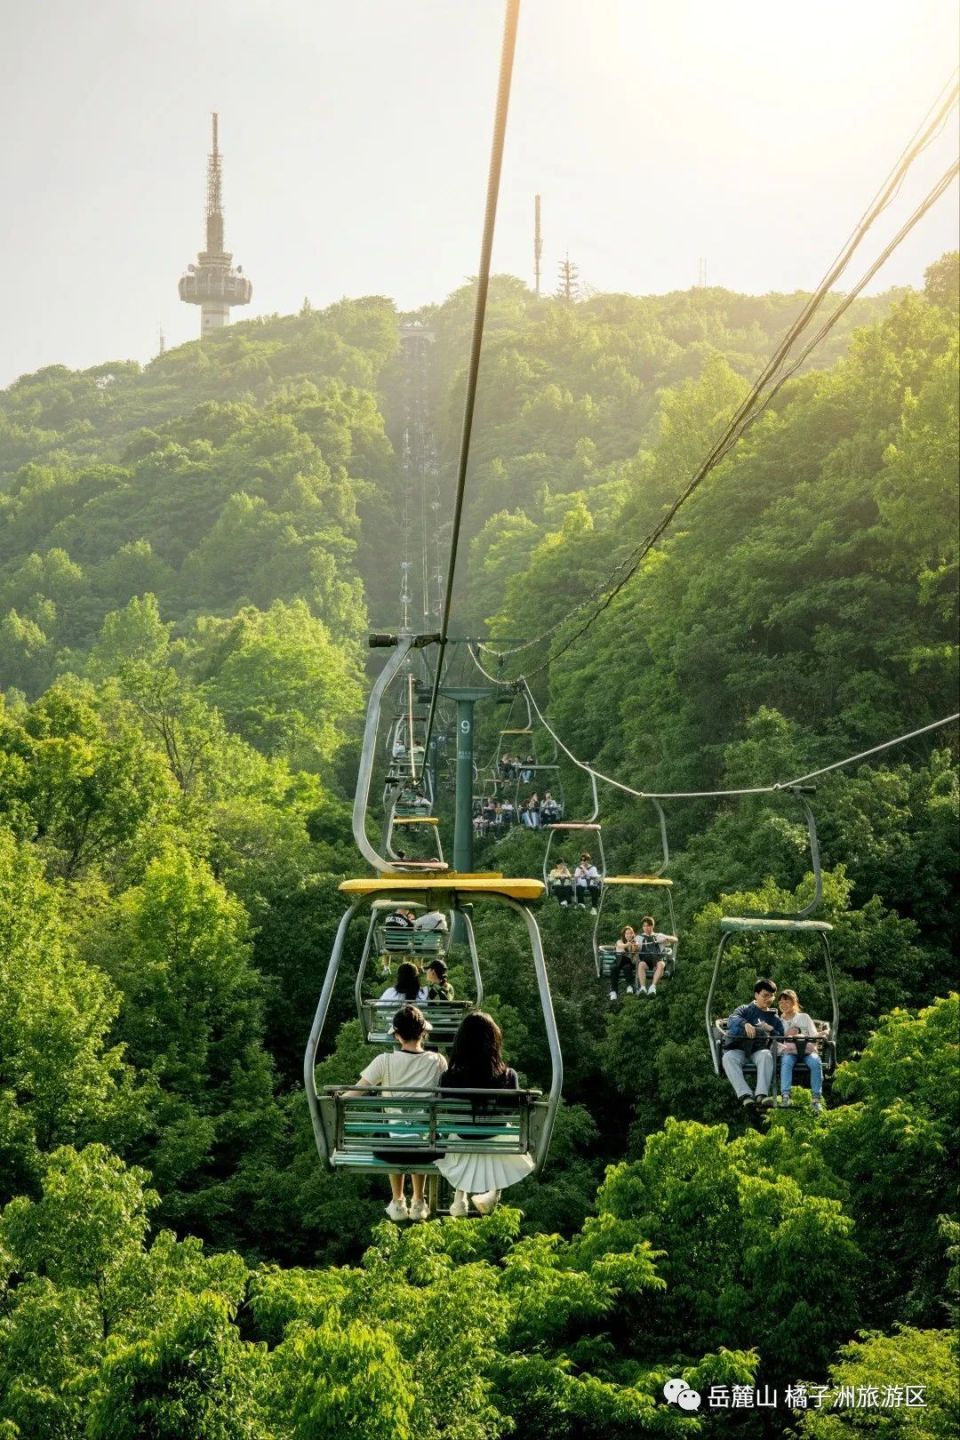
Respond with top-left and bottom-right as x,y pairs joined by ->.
437,1012 -> 534,1217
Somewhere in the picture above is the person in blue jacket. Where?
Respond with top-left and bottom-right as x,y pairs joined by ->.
721,978 -> 784,1110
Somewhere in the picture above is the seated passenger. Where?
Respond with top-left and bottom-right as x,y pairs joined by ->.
350,1004 -> 447,1222
385,907 -> 415,928
527,794 -> 541,828
426,958 -> 454,1001
414,909 -> 448,933
777,988 -> 824,1112
721,979 -> 784,1111
574,853 -> 601,913
436,1011 -> 535,1217
610,925 -> 639,1003
500,800 -> 516,826
380,960 -> 429,1004
635,915 -> 678,997
520,754 -> 535,782
541,792 -> 561,824
548,860 -> 574,906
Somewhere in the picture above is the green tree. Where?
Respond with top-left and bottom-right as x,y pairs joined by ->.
797,1326 -> 959,1440
82,846 -> 278,1237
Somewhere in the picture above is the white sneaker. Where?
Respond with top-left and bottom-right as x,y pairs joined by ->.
638,984 -> 648,995
471,1189 -> 501,1215
386,1198 -> 409,1222
449,1191 -> 470,1218
590,907 -> 598,915
609,990 -> 618,1002
408,1198 -> 430,1222
648,984 -> 657,996
626,986 -> 634,995
560,900 -> 568,907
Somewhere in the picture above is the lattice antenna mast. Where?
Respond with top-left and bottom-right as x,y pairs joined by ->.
206,112 -> 225,254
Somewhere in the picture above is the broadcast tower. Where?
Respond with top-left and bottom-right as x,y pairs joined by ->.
178,114 -> 252,336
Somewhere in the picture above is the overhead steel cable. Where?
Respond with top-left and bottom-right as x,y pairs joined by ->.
466,643 -> 958,801
479,76 -> 960,675
513,155 -> 960,682
419,0 -> 521,770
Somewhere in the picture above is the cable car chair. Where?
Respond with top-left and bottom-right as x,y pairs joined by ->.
355,897 -> 484,1048
705,787 -> 839,1095
355,635 -> 448,874
305,875 -> 562,1188
542,770 -> 604,905
593,798 -> 679,984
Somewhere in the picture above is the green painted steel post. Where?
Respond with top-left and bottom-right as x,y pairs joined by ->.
454,696 -> 477,877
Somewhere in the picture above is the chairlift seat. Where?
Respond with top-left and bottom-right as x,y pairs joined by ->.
599,942 -> 675,980
361,998 -> 473,1046
318,1086 -> 545,1172
712,1017 -> 836,1077
378,924 -> 446,957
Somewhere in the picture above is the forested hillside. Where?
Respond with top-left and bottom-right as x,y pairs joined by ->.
0,262 -> 956,1439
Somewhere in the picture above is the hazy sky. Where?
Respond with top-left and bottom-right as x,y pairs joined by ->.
1,0 -> 957,386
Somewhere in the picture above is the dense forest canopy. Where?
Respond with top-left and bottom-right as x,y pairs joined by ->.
0,259 -> 957,1438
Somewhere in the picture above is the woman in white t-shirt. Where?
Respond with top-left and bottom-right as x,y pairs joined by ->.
380,960 -> 429,1005
351,1004 -> 447,1222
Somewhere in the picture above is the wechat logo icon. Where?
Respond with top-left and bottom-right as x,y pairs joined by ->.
664,1378 -> 702,1411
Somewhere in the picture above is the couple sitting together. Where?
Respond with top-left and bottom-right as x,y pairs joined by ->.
349,1006 -> 533,1222
721,979 -> 825,1112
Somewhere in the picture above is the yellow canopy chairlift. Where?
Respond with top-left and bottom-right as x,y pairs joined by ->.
593,799 -> 680,984
356,896 -> 483,1047
304,875 -> 562,1195
305,635 -> 563,1201
705,787 -> 839,1093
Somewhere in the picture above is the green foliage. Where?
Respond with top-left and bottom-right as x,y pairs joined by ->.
797,1327 -> 959,1440
0,1145 -> 254,1440
594,1117 -> 862,1377
81,846 -> 279,1238
822,996 -> 959,1324
0,832 -> 137,1197
197,600 -> 363,771
0,268 -> 957,1436
87,1293 -> 268,1440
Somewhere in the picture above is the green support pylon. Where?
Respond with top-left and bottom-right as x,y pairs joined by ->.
440,686 -> 495,938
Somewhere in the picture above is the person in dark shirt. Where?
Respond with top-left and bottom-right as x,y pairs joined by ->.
721,978 -> 785,1110
425,958 -> 454,1001
635,915 -> 678,996
436,1012 -> 533,1216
